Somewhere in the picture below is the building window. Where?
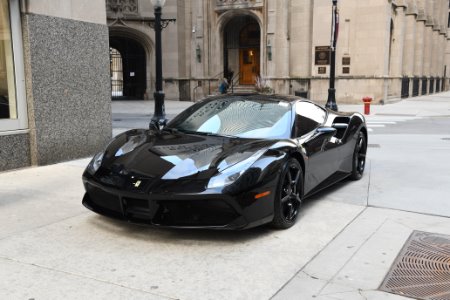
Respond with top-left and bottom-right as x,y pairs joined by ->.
0,0 -> 17,120
0,0 -> 27,132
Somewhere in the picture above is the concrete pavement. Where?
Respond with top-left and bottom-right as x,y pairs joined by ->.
1,92 -> 450,299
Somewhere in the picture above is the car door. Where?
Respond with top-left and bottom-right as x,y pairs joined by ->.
294,102 -> 339,194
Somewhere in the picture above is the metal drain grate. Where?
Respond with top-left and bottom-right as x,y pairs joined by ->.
368,144 -> 381,148
442,138 -> 450,141
380,231 -> 450,300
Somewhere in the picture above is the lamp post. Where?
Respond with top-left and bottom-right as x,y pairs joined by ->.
325,0 -> 339,111
150,0 -> 168,129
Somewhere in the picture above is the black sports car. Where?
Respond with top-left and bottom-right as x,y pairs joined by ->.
82,94 -> 367,230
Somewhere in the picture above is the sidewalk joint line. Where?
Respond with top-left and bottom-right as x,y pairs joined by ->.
314,217 -> 389,297
367,205 -> 450,219
0,255 -> 177,300
269,206 -> 368,300
366,159 -> 372,207
0,212 -> 90,242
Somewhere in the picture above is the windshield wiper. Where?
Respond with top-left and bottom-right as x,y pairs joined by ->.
201,132 -> 236,138
167,128 -> 235,138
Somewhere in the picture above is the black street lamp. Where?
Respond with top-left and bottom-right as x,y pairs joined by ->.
149,0 -> 175,129
325,0 -> 339,111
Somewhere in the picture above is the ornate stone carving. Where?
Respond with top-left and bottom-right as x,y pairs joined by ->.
107,0 -> 138,15
215,0 -> 263,11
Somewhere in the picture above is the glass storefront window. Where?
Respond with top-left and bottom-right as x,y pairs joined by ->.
0,0 -> 27,132
0,0 -> 17,120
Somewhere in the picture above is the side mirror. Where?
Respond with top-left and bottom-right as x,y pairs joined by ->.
149,119 -> 166,132
315,126 -> 337,138
149,121 -> 160,132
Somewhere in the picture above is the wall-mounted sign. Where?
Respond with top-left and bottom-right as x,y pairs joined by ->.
342,57 -> 351,65
315,46 -> 330,65
130,72 -> 135,77
318,67 -> 327,74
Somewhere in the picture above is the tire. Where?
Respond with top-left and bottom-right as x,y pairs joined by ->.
271,158 -> 303,229
350,131 -> 367,180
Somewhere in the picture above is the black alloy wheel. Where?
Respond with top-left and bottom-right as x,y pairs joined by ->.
350,131 -> 367,180
271,158 -> 303,229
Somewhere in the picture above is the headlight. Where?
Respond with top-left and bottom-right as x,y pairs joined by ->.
87,152 -> 104,175
207,150 -> 265,189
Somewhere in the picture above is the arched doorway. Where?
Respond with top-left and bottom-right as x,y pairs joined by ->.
223,16 -> 261,85
109,36 -> 146,100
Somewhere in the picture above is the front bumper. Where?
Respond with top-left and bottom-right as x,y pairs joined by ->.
82,176 -> 274,230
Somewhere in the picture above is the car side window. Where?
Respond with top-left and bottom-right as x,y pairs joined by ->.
294,102 -> 326,137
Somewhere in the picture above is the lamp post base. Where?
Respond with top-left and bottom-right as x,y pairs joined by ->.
150,91 -> 167,130
325,88 -> 338,111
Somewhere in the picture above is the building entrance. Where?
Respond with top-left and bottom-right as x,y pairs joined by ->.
223,16 -> 260,86
109,36 -> 146,100
239,48 -> 260,85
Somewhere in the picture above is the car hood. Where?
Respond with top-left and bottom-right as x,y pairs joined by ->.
100,129 -> 277,180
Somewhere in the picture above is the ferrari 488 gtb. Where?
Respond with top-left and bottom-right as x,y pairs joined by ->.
82,94 -> 367,230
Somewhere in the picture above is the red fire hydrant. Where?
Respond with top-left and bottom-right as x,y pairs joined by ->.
362,97 -> 372,115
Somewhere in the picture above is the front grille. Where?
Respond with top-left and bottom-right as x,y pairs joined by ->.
96,171 -> 153,193
86,184 -> 122,213
152,179 -> 207,193
379,231 -> 450,300
153,199 -> 239,227
123,197 -> 153,223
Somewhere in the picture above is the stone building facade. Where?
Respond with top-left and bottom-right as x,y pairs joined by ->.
0,0 -> 111,171
107,0 -> 450,104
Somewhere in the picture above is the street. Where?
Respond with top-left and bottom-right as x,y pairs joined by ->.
1,93 -> 450,299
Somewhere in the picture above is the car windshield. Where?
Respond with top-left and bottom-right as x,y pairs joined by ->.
167,96 -> 292,139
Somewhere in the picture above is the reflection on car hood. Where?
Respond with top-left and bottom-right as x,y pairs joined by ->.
101,129 -> 276,180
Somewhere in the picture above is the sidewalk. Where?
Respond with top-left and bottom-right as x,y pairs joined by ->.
1,92 -> 449,299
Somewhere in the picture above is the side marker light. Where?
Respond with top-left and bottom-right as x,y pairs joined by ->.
255,191 -> 271,199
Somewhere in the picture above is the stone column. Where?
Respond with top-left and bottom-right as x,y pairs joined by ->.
438,0 -> 447,80
389,5 -> 406,77
290,0 -> 313,78
414,18 -> 426,77
423,21 -> 433,78
403,1 -> 417,96
402,3 -> 416,77
432,29 -> 440,77
431,0 -> 441,79
389,3 -> 407,98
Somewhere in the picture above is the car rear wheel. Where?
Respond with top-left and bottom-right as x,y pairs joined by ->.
350,131 -> 367,180
271,158 -> 303,229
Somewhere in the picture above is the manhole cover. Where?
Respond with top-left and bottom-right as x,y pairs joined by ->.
380,231 -> 450,300
368,144 -> 380,148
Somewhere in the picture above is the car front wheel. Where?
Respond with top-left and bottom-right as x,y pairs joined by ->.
271,158 -> 303,229
350,131 -> 367,180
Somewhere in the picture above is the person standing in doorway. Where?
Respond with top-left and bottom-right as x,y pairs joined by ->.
219,78 -> 229,94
